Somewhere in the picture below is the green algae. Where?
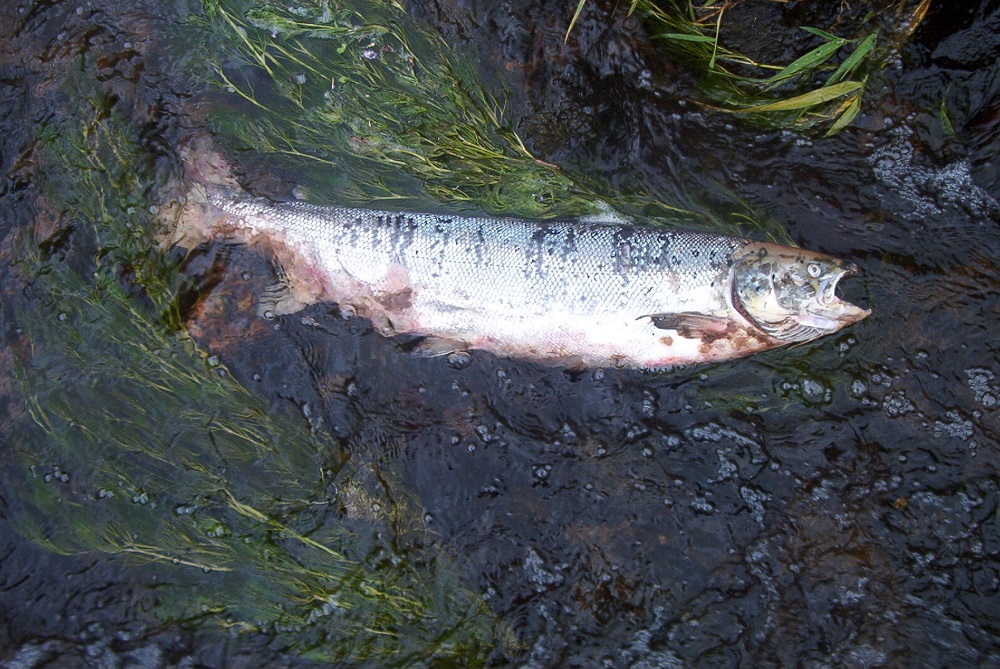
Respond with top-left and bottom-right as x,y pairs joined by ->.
197,0 -> 591,219
11,90 -> 505,666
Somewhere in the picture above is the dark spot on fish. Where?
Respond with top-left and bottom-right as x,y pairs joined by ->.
660,336 -> 673,346
475,226 -> 486,263
697,326 -> 772,357
562,227 -> 577,258
378,287 -> 414,311
613,229 -> 637,270
697,328 -> 732,345
531,227 -> 547,243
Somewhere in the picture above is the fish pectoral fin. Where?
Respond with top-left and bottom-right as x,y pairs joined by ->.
640,312 -> 730,339
405,335 -> 469,358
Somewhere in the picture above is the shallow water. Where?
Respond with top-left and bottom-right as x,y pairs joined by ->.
2,1 -> 999,667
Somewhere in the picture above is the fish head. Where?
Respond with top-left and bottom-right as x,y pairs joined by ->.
730,242 -> 870,343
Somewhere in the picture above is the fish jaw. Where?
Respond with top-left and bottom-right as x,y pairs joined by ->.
804,262 -> 871,329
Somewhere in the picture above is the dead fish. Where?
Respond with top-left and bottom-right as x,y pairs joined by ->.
163,145 -> 869,370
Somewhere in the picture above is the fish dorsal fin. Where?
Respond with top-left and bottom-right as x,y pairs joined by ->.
578,201 -> 631,224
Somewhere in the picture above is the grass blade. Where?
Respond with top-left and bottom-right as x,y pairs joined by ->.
939,95 -> 957,138
708,7 -> 723,70
564,0 -> 588,43
826,32 -> 877,85
800,26 -> 840,41
761,38 -> 846,89
825,92 -> 863,135
659,32 -> 716,43
737,80 -> 864,112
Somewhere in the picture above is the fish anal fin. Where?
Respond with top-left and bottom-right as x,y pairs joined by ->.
406,336 -> 469,358
401,336 -> 474,368
641,312 -> 730,339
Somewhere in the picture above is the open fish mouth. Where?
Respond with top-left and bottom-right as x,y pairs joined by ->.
812,262 -> 870,322
818,263 -> 855,307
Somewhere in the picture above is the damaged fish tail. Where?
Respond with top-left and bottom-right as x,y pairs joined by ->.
158,138 -> 252,248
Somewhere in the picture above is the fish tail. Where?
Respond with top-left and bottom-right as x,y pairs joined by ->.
157,135 -> 242,250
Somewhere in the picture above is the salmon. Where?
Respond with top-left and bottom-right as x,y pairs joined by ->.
164,144 -> 869,370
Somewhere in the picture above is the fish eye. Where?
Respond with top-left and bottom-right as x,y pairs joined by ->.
806,263 -> 822,278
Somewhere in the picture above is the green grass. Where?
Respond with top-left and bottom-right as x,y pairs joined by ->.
196,0 -> 592,218
568,0 -> 931,135
192,0 -> 797,243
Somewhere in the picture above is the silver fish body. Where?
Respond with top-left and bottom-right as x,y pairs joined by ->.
177,183 -> 868,369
